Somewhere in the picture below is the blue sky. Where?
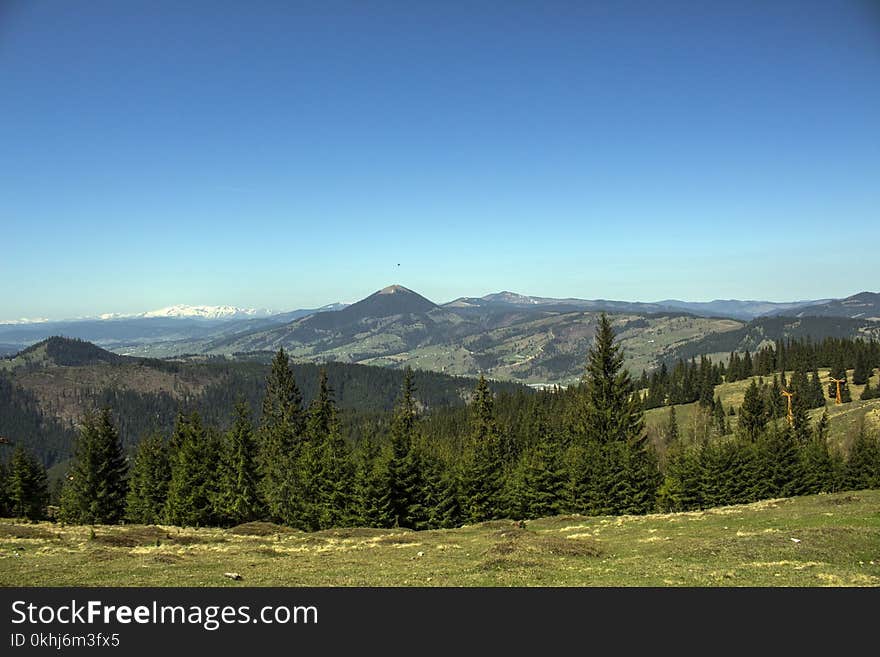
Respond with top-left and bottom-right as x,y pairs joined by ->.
2,0 -> 878,319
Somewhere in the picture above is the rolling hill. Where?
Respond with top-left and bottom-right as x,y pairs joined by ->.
783,292 -> 880,320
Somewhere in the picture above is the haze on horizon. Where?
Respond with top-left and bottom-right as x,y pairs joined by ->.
2,1 -> 878,319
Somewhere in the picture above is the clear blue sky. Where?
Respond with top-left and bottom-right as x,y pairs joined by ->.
2,0 -> 878,319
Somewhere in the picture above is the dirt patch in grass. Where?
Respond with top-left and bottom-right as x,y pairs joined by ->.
228,522 -> 297,537
0,524 -> 54,539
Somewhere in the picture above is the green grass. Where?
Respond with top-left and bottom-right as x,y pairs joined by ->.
2,490 -> 879,587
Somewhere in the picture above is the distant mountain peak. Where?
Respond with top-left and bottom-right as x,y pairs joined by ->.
483,291 -> 539,305
378,284 -> 411,295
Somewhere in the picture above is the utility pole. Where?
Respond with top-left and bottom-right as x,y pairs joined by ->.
829,377 -> 846,405
781,389 -> 794,426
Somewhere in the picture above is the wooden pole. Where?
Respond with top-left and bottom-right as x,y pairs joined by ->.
829,377 -> 845,405
781,389 -> 794,426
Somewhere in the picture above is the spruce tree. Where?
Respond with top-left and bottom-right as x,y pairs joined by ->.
8,447 -> 48,520
422,454 -> 461,529
861,378 -> 878,401
852,350 -> 870,385
808,368 -> 826,408
353,432 -> 392,527
258,348 -> 304,525
755,424 -> 801,498
382,369 -> 426,528
738,380 -> 767,442
506,407 -> 564,519
844,423 -> 880,490
165,413 -> 220,527
658,442 -> 701,512
713,398 -> 728,435
790,390 -> 812,445
60,408 -> 128,524
312,376 -> 355,529
576,313 -> 644,445
216,402 -> 262,526
460,375 -> 505,522
125,433 -> 171,524
799,414 -> 835,495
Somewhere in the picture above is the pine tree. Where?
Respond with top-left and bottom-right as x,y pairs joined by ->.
422,454 -> 461,529
657,442 -> 702,512
460,375 -> 505,522
808,368 -> 826,408
852,349 -> 870,385
860,378 -> 878,401
799,414 -> 835,495
125,433 -> 171,524
576,313 -> 644,445
216,402 -> 262,526
713,397 -> 728,435
258,348 -> 304,525
790,389 -> 812,445
353,432 -> 392,527
382,369 -> 426,528
8,447 -> 48,520
756,424 -> 801,498
165,413 -> 220,527
506,407 -> 564,519
844,423 -> 880,490
698,368 -> 715,409
60,408 -> 128,524
738,380 -> 767,441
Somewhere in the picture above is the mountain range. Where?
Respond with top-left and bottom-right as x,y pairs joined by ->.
2,288 -> 877,384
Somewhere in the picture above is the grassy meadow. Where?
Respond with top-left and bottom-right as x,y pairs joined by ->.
2,489 -> 878,587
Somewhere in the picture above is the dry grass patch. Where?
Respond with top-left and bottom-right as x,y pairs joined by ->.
0,523 -> 55,539
487,528 -> 602,558
228,522 -> 297,537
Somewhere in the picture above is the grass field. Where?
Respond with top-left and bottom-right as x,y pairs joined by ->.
2,489 -> 878,587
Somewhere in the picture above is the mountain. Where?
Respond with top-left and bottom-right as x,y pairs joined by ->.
658,299 -> 827,320
1,336 -> 128,370
201,285 -> 745,384
0,303 -> 349,355
136,304 -> 276,320
665,315 -> 880,364
0,337 -> 528,470
780,292 -> 880,321
445,292 -> 671,315
445,291 -> 822,320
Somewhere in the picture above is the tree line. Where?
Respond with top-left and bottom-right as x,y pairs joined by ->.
2,315 -> 879,527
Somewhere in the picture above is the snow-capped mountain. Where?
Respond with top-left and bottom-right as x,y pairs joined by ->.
0,317 -> 50,325
138,305 -> 276,320
86,305 -> 278,321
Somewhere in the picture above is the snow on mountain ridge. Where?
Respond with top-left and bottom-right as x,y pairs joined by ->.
141,305 -> 275,319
